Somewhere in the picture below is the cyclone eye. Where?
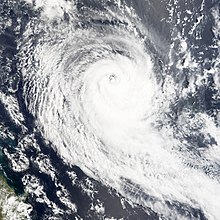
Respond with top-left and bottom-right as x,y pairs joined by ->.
109,73 -> 117,83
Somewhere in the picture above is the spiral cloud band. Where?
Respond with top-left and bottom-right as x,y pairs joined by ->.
19,1 -> 220,219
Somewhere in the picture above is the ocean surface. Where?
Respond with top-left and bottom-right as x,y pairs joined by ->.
0,0 -> 220,219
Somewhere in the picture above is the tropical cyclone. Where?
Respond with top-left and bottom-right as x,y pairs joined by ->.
19,0 -> 220,219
